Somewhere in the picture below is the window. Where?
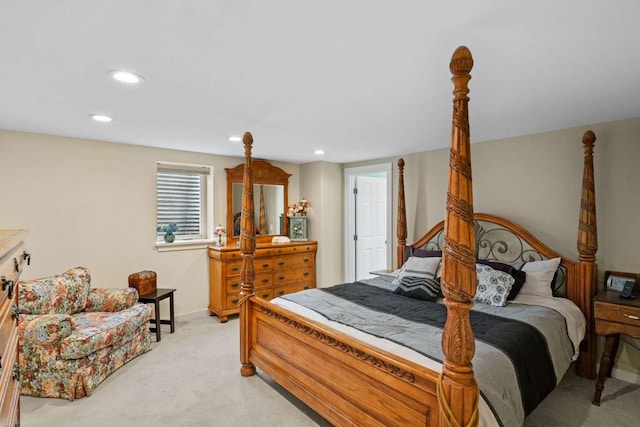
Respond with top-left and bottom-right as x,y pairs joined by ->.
156,162 -> 213,243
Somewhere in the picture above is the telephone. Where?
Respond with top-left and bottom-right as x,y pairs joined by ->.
619,280 -> 636,299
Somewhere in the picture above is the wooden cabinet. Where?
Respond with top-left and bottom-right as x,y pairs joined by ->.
208,241 -> 317,322
592,290 -> 640,405
0,230 -> 29,426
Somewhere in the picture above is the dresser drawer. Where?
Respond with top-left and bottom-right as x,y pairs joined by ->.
0,241 -> 27,308
273,268 -> 313,286
225,261 -> 243,277
595,302 -> 640,328
274,254 -> 314,270
0,335 -> 18,427
0,300 -> 17,359
273,244 -> 315,256
225,273 -> 272,293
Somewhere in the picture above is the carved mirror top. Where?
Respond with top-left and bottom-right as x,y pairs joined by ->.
225,160 -> 291,185
226,159 -> 291,243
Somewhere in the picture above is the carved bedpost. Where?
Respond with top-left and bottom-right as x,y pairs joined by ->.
576,130 -> 598,379
397,158 -> 407,269
438,46 -> 479,427
240,131 -> 257,377
259,184 -> 267,235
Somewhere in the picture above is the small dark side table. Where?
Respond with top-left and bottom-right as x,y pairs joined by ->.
138,288 -> 176,342
592,290 -> 640,405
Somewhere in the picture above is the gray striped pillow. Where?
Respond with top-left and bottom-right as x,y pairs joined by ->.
392,257 -> 441,301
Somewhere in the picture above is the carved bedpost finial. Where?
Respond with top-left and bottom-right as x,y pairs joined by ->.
397,159 -> 407,269
439,46 -> 479,427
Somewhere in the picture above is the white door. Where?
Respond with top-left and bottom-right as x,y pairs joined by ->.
355,175 -> 388,280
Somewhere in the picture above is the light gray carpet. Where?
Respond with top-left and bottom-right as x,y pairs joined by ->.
21,312 -> 640,427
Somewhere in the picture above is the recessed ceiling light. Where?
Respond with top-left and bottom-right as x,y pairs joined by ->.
228,136 -> 242,142
111,70 -> 144,84
90,114 -> 113,122
314,149 -> 325,156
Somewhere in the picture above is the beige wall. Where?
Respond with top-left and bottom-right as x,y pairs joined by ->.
3,115 -> 640,380
299,161 -> 343,287
0,130 -> 300,317
345,116 -> 640,381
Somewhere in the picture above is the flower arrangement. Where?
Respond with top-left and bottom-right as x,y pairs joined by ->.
214,224 -> 226,246
287,198 -> 310,217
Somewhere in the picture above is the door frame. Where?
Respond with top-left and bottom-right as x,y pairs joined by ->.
343,163 -> 392,282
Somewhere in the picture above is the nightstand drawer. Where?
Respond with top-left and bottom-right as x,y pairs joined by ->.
595,302 -> 640,327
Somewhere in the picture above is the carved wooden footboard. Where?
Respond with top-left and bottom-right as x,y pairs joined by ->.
246,296 -> 441,426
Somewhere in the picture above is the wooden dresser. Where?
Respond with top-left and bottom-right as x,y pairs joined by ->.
208,241 -> 317,322
0,230 -> 29,426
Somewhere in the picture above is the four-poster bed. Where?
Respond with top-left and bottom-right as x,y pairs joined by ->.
236,46 -> 598,426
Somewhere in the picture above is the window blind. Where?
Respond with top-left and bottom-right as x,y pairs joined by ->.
156,165 -> 207,239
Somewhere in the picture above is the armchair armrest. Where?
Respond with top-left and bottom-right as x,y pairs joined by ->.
19,314 -> 75,344
85,288 -> 139,312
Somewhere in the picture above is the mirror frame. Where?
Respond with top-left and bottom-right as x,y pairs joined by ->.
226,159 -> 291,244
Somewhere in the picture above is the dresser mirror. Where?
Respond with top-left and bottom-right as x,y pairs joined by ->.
226,159 -> 291,243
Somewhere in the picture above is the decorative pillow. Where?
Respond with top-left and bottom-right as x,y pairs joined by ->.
393,256 -> 441,301
19,267 -> 92,315
515,258 -> 561,298
411,248 -> 442,258
474,264 -> 515,307
477,259 -> 526,300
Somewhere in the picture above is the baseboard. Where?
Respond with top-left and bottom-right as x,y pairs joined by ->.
596,363 -> 640,385
611,367 -> 640,385
176,309 -> 211,320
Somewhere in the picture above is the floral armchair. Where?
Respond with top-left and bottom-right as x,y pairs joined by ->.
18,267 -> 152,400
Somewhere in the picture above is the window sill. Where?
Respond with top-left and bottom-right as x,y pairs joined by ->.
155,239 -> 215,252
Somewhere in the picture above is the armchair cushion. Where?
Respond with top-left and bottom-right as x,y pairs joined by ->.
19,267 -> 91,315
85,288 -> 139,312
60,305 -> 150,359
20,314 -> 75,344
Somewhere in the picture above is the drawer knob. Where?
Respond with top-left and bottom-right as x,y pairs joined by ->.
625,314 -> 640,320
278,276 -> 285,281
261,293 -> 269,299
303,272 -> 309,277
303,258 -> 309,263
278,261 -> 285,266
230,266 -> 239,272
278,290 -> 285,296
231,283 -> 239,289
262,263 -> 269,269
262,278 -> 269,284
231,299 -> 239,305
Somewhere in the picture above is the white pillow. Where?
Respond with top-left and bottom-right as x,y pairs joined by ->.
516,257 -> 561,298
474,264 -> 515,307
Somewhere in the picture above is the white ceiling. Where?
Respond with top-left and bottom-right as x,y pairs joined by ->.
2,1 -> 639,164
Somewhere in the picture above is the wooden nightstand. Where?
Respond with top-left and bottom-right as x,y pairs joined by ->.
592,290 -> 640,405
